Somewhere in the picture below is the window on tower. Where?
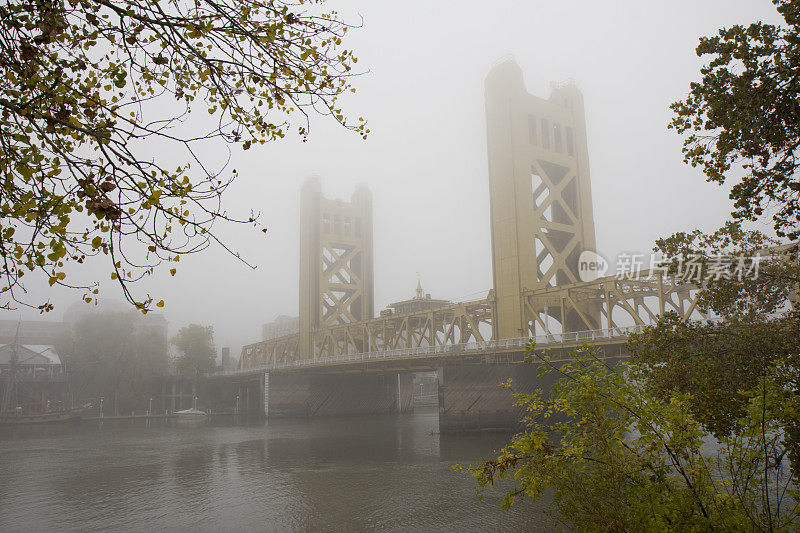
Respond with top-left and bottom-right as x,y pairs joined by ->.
553,123 -> 563,153
566,127 -> 575,156
541,118 -> 550,149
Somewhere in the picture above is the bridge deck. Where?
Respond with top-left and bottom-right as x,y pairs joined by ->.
222,325 -> 643,377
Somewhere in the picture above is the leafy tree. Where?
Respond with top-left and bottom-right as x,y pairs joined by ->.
58,310 -> 169,414
658,0 -> 800,485
460,347 -> 799,531
630,313 -> 796,431
670,0 -> 800,240
171,323 -> 215,378
0,0 -> 367,313
468,3 -> 800,527
630,223 -> 800,477
653,222 -> 796,317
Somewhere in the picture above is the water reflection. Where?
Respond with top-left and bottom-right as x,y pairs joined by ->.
0,406 -> 554,531
173,444 -> 214,487
234,438 -> 269,474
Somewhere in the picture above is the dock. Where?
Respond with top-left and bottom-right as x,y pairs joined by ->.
83,410 -> 244,421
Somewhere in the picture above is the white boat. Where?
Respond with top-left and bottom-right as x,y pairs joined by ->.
174,407 -> 207,420
175,397 -> 207,420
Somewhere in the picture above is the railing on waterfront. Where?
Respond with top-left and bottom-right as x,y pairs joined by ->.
0,364 -> 68,381
218,324 -> 649,375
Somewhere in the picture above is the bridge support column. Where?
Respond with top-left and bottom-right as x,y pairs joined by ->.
397,372 -> 414,413
438,344 -> 629,432
267,371 -> 413,418
437,361 -> 556,433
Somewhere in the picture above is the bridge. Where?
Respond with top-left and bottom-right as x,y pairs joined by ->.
228,325 -> 644,375
224,59 -> 705,431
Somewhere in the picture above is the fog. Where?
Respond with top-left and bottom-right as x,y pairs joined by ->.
13,0 -> 783,357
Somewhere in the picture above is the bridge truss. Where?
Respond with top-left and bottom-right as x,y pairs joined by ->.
522,270 -> 705,335
240,271 -> 704,369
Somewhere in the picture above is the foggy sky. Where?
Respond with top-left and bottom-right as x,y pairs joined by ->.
14,0 -> 784,358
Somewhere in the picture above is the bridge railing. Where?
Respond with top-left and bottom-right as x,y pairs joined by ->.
218,324 -> 650,375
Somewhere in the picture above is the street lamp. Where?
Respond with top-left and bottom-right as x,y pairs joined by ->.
148,397 -> 153,416
236,394 -> 239,414
99,397 -> 104,418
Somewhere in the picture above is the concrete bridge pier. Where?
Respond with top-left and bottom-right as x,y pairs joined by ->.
200,373 -> 265,416
237,377 -> 265,416
437,361 -> 550,433
437,346 -> 629,432
267,371 -> 413,418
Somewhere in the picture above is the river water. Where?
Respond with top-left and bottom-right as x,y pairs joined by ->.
0,406 -> 554,532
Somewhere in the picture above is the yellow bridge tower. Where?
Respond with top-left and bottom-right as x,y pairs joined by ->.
485,59 -> 600,338
298,177 -> 374,359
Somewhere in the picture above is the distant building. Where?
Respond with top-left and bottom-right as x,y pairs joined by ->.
262,315 -> 299,341
385,279 -> 451,316
0,344 -> 66,410
137,313 -> 168,336
0,343 -> 62,367
219,347 -> 238,372
0,320 -> 68,345
62,299 -> 168,336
